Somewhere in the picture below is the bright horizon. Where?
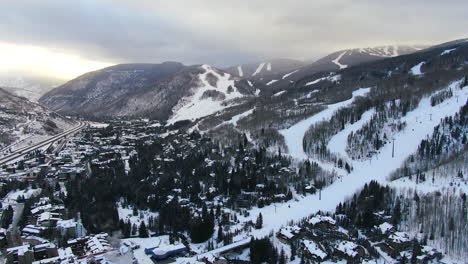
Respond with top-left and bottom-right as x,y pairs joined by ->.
1,0 -> 467,80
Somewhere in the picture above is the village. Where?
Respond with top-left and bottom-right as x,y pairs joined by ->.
0,119 -> 447,263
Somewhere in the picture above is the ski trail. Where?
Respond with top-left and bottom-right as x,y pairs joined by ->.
280,88 -> 370,161
332,51 -> 348,69
327,108 -> 376,160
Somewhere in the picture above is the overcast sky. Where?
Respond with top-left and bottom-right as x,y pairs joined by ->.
1,0 -> 467,79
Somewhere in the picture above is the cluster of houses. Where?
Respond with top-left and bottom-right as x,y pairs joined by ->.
275,214 -> 443,263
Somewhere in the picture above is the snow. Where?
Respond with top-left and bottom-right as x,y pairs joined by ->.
224,80 -> 468,244
5,188 -> 42,202
305,74 -> 341,86
252,63 -> 265,76
410,61 -> 425,76
168,65 -> 244,123
280,88 -> 370,161
392,45 -> 399,57
117,203 -> 159,227
440,48 -> 456,55
272,90 -> 286,97
327,108 -> 376,159
389,232 -> 410,243
266,62 -> 272,71
237,66 -> 243,77
336,241 -> 359,257
121,236 -> 183,264
247,80 -> 253,87
282,70 -> 299,80
302,240 -> 327,259
378,222 -> 393,234
308,215 -> 336,226
332,51 -> 348,69
227,108 -> 255,126
266,80 -> 278,86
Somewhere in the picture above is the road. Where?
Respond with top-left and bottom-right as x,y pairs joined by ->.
0,121 -> 87,166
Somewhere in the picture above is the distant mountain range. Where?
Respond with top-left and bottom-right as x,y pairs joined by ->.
38,41 -> 466,122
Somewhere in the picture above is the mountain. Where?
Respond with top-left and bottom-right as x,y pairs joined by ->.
0,88 -> 76,148
251,45 -> 428,90
39,62 -> 256,121
0,72 -> 66,102
223,58 -> 306,79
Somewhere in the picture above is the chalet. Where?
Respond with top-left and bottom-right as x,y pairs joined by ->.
387,232 -> 411,251
301,239 -> 327,262
308,215 -> 336,231
277,225 -> 302,242
334,240 -> 365,262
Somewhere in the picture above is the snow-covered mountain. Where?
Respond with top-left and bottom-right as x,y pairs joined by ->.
0,88 -> 76,148
250,45 -> 428,90
40,62 -> 256,121
224,58 -> 306,79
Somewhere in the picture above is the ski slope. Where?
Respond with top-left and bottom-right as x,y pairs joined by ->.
178,80 -> 468,263
168,65 -> 244,124
327,108 -> 376,160
279,88 -> 370,161
332,51 -> 348,69
410,62 -> 425,76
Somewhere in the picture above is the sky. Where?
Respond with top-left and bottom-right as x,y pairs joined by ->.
0,0 -> 467,80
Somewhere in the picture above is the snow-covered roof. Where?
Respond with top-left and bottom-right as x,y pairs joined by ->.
378,222 -> 393,234
389,232 -> 410,243
302,240 -> 327,259
336,241 -> 359,257
309,215 -> 336,226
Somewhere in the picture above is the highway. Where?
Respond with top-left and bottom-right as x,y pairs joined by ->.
0,122 -> 87,166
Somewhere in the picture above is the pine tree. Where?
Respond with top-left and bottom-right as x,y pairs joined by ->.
255,213 -> 263,229
139,222 -> 149,238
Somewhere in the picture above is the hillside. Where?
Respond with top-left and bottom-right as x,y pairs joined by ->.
40,62 -> 256,121
0,88 -> 76,149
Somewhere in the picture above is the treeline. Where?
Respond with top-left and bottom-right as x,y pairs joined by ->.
391,98 -> 467,180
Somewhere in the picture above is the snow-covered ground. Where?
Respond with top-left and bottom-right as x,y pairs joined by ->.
272,90 -> 286,97
332,51 -> 348,69
169,65 -> 245,123
441,48 -> 456,56
410,61 -> 425,76
327,108 -> 376,160
117,203 -> 159,227
266,80 -> 278,86
305,74 -> 341,86
280,88 -> 370,161
252,63 -> 265,76
282,70 -> 299,80
237,66 -> 243,77
176,80 -> 468,263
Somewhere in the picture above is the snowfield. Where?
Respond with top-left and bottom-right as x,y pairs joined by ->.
282,70 -> 299,80
410,61 -> 425,76
332,51 -> 348,69
168,65 -> 244,124
280,88 -> 371,161
252,63 -> 265,76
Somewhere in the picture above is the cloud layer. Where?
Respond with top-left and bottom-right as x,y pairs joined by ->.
1,0 -> 467,69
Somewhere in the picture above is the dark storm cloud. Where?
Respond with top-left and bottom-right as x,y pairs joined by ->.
1,0 -> 467,67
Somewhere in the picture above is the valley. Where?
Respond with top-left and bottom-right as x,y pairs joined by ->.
0,37 -> 467,264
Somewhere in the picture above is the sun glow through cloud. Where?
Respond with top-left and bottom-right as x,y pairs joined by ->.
0,42 -> 112,80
